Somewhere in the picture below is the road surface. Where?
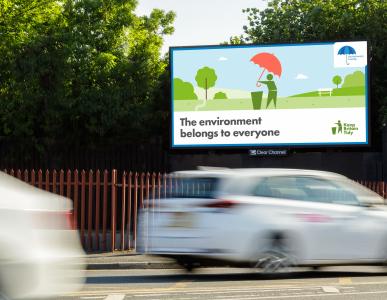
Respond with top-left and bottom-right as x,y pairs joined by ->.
51,266 -> 387,300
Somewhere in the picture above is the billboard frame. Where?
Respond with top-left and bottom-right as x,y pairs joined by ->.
169,40 -> 370,150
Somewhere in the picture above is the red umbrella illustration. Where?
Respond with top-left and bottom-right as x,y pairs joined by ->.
250,52 -> 282,87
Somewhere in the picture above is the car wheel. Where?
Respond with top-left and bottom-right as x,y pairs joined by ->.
176,259 -> 197,272
254,233 -> 296,273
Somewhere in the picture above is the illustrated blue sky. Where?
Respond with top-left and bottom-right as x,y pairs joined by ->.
172,43 -> 366,97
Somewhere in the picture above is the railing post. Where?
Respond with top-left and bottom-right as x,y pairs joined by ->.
102,170 -> 108,251
121,172 -> 127,251
66,170 -> 72,211
88,170 -> 93,251
384,181 -> 387,202
95,170 -> 101,251
31,169 -> 36,187
146,173 -> 150,207
38,169 -> 43,190
81,170 -> 86,247
111,169 -> 117,251
45,169 -> 50,191
74,170 -> 79,229
52,169 -> 57,194
152,173 -> 156,209
59,170 -> 64,196
23,170 -> 28,183
133,172 -> 138,250
140,173 -> 145,209
127,172 -> 132,250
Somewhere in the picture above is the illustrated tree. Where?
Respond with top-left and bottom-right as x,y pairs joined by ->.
214,92 -> 228,99
174,78 -> 198,100
231,0 -> 387,128
332,75 -> 342,88
195,67 -> 217,100
341,71 -> 365,88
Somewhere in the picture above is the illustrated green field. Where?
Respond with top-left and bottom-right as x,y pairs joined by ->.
174,95 -> 365,111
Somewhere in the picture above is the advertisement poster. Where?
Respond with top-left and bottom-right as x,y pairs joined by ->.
170,41 -> 368,148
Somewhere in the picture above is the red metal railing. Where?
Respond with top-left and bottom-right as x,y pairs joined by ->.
2,169 -> 387,252
3,169 -> 174,252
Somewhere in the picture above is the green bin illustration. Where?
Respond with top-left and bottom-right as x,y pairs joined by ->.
331,127 -> 337,135
251,91 -> 263,110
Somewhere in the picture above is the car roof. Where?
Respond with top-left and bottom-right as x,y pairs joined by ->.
172,168 -> 347,179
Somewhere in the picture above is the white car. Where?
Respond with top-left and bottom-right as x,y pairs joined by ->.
0,172 -> 86,299
138,168 -> 387,272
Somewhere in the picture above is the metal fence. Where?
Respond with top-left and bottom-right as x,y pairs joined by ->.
3,169 -> 387,252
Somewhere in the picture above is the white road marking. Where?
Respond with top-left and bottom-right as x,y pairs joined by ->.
81,297 -> 106,299
321,286 -> 340,293
104,294 -> 125,300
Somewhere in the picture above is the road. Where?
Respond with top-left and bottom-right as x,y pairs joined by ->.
54,266 -> 387,300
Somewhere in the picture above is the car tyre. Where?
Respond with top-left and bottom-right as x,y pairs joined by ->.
176,259 -> 197,272
254,233 -> 296,273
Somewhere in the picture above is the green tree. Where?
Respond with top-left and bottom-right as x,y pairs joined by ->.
0,0 -> 175,153
214,92 -> 228,99
195,67 -> 217,100
233,0 -> 387,127
174,78 -> 198,100
332,75 -> 342,88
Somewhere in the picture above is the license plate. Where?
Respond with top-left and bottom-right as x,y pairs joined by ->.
167,212 -> 195,228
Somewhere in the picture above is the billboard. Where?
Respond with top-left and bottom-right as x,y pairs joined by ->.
170,41 -> 368,148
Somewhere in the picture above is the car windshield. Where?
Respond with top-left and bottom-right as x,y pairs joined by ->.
167,177 -> 219,199
334,179 -> 384,205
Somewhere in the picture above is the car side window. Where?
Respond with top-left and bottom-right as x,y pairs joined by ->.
253,176 -> 360,206
296,177 -> 359,205
254,177 -> 308,200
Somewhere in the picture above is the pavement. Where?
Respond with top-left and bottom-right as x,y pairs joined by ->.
86,251 -> 180,270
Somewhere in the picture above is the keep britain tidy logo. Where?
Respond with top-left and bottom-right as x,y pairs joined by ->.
333,42 -> 367,68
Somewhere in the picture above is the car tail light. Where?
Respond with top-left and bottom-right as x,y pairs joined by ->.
65,210 -> 76,230
33,210 -> 76,230
203,199 -> 239,209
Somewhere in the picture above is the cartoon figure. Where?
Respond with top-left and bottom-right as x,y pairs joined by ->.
335,120 -> 343,133
250,52 -> 282,110
258,74 -> 277,108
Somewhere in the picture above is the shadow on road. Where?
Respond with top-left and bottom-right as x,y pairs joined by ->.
86,269 -> 387,285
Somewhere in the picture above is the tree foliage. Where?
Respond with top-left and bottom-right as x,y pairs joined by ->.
232,0 -> 386,127
195,67 -> 217,100
0,0 -> 175,150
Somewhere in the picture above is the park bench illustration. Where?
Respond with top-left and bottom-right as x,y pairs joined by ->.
318,88 -> 333,96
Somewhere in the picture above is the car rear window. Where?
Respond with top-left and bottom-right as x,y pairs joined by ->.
167,177 -> 219,198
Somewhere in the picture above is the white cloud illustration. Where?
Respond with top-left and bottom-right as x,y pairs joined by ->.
218,56 -> 228,61
295,73 -> 308,80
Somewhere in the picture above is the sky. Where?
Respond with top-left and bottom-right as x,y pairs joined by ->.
172,42 -> 367,97
135,0 -> 267,53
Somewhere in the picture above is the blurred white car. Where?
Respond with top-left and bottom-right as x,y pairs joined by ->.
138,168 -> 387,272
0,172 -> 85,299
